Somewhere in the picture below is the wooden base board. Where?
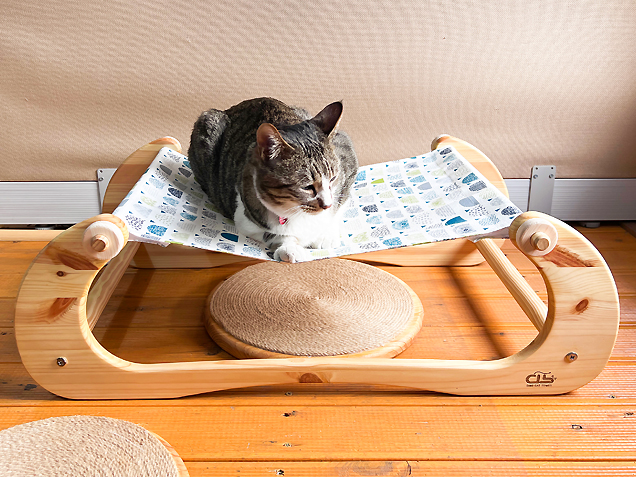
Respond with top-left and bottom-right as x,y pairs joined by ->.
12,211 -> 620,399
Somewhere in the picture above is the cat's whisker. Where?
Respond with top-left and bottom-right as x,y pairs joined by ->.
282,205 -> 304,215
280,205 -> 309,219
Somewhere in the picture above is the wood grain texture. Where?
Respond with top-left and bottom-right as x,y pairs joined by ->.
184,461 -> 636,477
2,362 -> 636,406
4,141 -> 634,474
86,241 -> 140,330
0,230 -> 63,242
12,210 -> 620,399
475,238 -> 547,331
1,405 -> 635,461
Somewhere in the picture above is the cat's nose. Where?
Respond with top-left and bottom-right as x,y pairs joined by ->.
321,203 -> 332,210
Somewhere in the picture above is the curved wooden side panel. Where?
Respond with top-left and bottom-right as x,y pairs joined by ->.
505,211 -> 620,388
431,134 -> 509,198
102,137 -> 182,214
14,213 -> 619,399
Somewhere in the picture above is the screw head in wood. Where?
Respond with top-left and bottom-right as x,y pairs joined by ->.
565,352 -> 578,362
56,357 -> 68,367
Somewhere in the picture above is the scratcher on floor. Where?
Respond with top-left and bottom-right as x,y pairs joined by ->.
0,416 -> 188,476
14,135 -> 620,399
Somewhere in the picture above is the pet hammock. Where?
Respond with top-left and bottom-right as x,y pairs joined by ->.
110,142 -> 522,261
14,135 -> 620,399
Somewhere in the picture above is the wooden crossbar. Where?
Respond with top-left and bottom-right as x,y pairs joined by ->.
475,238 -> 547,331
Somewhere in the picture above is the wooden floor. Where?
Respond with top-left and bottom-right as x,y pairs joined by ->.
2,225 -> 636,475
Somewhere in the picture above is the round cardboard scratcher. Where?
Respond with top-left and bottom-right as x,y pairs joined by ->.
0,416 -> 188,476
205,259 -> 423,358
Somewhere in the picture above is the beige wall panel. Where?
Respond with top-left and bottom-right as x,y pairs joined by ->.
2,0 -> 635,181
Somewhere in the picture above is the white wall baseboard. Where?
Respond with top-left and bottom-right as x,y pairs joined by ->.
505,178 -> 636,221
0,178 -> 635,225
0,182 -> 101,225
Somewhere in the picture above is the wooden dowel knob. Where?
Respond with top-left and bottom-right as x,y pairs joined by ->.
91,234 -> 109,252
82,220 -> 125,261
511,215 -> 558,257
531,232 -> 551,252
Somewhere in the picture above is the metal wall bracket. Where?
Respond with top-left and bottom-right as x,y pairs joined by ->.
527,165 -> 555,214
96,168 -> 117,212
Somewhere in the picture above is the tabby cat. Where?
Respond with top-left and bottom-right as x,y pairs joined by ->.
188,97 -> 358,262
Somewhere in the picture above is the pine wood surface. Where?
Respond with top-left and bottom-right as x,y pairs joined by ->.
1,225 -> 635,475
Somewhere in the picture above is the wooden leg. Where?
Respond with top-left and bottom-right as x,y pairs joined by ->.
86,241 -> 140,330
475,238 -> 547,331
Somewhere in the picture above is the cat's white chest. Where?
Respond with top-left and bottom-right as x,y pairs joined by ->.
272,208 -> 341,248
233,197 -> 342,250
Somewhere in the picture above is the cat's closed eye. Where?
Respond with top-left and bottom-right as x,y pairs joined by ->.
302,185 -> 316,193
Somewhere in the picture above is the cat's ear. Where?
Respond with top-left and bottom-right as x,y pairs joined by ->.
311,101 -> 343,137
256,123 -> 291,164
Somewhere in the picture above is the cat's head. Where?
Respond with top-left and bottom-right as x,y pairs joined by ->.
251,101 -> 344,219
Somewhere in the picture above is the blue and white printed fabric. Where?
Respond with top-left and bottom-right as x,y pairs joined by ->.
113,146 -> 522,261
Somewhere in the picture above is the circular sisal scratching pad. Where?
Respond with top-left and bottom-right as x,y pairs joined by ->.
0,416 -> 187,476
206,259 -> 423,358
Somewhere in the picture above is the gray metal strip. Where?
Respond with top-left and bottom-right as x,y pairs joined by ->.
0,182 -> 101,225
551,179 -> 636,221
1,178 -> 635,225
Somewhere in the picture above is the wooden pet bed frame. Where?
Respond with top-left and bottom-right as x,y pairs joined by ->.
14,136 -> 620,399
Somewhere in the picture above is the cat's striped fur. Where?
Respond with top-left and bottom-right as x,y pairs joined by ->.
188,97 -> 358,262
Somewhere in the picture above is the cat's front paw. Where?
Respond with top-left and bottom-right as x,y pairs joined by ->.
274,242 -> 311,263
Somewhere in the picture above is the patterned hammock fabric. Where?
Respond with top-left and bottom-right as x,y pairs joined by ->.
113,146 -> 522,261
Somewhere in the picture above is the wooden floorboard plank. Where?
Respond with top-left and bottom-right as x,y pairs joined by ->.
574,225 -> 636,245
185,460 -> 636,477
620,297 -> 636,324
0,240 -> 48,255
1,405 -> 635,461
0,298 -> 15,328
0,274 -> 25,299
